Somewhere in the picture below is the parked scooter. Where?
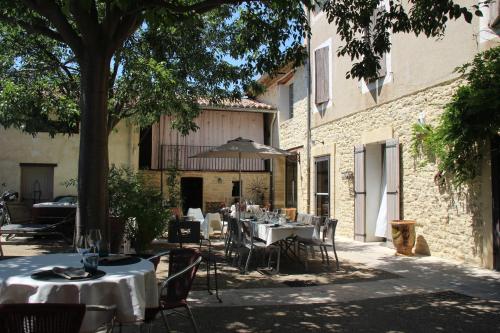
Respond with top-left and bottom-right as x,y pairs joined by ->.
0,190 -> 18,226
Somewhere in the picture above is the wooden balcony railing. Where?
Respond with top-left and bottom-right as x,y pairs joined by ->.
156,144 -> 266,171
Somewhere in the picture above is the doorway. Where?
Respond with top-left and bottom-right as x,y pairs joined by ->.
365,144 -> 386,242
491,136 -> 500,271
20,164 -> 55,206
181,177 -> 203,215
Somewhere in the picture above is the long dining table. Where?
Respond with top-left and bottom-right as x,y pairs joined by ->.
0,253 -> 158,333
248,219 -> 315,246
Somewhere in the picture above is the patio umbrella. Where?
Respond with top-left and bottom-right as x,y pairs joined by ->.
190,137 -> 291,210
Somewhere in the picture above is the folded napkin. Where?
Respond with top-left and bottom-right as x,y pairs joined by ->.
52,267 -> 90,280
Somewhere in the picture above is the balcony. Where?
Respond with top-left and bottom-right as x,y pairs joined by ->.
154,144 -> 267,171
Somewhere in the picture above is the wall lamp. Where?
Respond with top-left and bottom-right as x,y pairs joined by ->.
341,170 -> 354,181
312,139 -> 325,145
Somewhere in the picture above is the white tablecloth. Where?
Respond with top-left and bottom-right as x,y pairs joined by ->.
0,253 -> 158,332
251,221 -> 315,246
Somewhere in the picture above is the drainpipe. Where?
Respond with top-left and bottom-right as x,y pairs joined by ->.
306,9 -> 312,214
270,112 -> 277,209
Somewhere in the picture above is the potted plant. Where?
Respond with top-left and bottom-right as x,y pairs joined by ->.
109,166 -> 170,254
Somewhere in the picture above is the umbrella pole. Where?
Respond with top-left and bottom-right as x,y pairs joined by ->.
238,152 -> 242,219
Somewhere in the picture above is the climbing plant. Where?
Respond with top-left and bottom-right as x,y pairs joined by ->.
411,46 -> 500,186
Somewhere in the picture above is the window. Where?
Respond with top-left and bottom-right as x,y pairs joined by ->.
366,5 -> 388,83
315,46 -> 330,104
315,156 -> 329,217
285,156 -> 298,208
490,0 -> 500,28
288,83 -> 294,119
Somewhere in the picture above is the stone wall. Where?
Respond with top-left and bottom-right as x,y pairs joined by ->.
279,79 -> 493,268
141,170 -> 271,212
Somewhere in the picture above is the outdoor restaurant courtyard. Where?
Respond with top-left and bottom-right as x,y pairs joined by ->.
1,232 -> 499,332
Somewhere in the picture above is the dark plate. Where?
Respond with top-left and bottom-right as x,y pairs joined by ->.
31,269 -> 106,281
99,256 -> 141,266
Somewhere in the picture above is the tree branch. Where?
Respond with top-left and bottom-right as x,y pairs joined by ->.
0,14 -> 65,43
129,0 -> 261,16
21,0 -> 83,57
69,0 -> 100,44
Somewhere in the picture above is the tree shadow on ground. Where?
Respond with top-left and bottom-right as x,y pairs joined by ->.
166,291 -> 500,333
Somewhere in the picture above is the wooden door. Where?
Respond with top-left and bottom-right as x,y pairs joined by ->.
20,164 -> 54,205
354,145 -> 366,241
385,138 -> 400,240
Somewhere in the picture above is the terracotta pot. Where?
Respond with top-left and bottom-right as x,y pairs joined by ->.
391,220 -> 416,255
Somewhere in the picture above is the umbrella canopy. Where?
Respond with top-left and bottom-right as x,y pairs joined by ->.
190,137 -> 292,159
190,137 -> 291,214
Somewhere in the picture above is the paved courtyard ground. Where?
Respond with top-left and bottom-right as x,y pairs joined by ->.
2,236 -> 499,332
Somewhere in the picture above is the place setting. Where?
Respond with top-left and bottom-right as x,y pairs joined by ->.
31,229 -> 106,281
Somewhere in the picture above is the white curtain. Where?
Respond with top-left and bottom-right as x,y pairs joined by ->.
375,150 -> 388,238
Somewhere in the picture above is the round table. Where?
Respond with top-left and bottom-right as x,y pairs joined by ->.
0,253 -> 158,332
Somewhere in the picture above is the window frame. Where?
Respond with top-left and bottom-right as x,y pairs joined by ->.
315,155 -> 330,217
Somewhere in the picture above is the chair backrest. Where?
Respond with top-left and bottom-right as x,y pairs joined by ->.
161,248 -> 202,303
323,218 -> 338,245
241,220 -> 254,247
167,221 -> 201,245
205,213 -> 222,232
187,208 -> 204,221
147,251 -> 170,271
311,216 -> 324,240
0,303 -> 86,333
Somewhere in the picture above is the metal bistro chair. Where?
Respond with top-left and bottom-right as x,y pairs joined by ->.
145,248 -> 202,333
297,216 -> 324,271
0,303 -> 116,333
239,219 -> 280,274
168,221 -> 221,303
297,217 -> 340,271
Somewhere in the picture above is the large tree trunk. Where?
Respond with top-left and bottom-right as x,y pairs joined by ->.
77,50 -> 111,248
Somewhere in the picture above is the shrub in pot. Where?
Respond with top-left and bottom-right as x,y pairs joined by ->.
109,167 -> 169,254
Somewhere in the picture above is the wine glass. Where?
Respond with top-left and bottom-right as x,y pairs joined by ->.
87,229 -> 102,254
76,234 -> 88,256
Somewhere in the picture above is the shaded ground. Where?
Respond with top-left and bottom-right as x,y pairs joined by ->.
166,291 -> 500,333
152,243 -> 400,290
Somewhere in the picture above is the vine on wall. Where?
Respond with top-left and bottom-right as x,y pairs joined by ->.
411,46 -> 500,187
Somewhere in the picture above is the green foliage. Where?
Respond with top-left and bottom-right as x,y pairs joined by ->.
108,166 -> 169,252
0,1 -> 309,136
164,166 -> 182,209
411,46 -> 500,186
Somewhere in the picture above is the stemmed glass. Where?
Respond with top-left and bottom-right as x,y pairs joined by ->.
87,229 -> 102,254
76,234 -> 88,257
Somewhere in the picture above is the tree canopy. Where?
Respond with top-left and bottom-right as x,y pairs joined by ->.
0,0 -> 483,241
0,1 -> 483,136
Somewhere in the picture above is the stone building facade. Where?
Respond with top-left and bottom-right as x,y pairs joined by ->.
258,1 -> 500,269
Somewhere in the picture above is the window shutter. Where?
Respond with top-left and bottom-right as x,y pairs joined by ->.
385,138 -> 400,240
289,83 -> 294,118
367,6 -> 387,81
354,144 -> 366,241
315,46 -> 329,104
490,0 -> 500,28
